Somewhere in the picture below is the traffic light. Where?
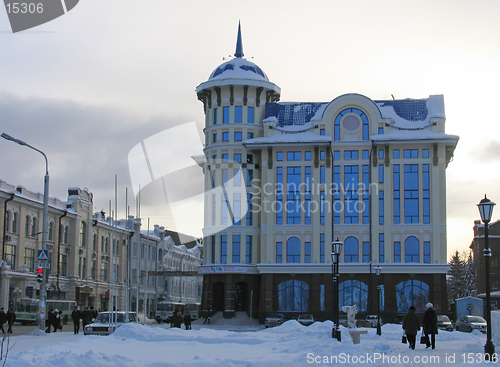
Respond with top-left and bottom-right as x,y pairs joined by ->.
37,268 -> 43,284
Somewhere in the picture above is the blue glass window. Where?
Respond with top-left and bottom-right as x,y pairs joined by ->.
232,235 -> 241,263
394,241 -> 401,262
246,235 -> 252,264
277,152 -> 283,161
423,149 -> 429,158
213,108 -> 218,125
213,133 -> 217,143
233,193 -> 241,223
378,127 -> 384,134
424,241 -> 430,263
247,132 -> 254,139
234,132 -> 242,141
223,106 -> 229,123
246,193 -> 253,226
396,280 -> 429,312
305,151 -> 311,161
235,106 -> 242,123
287,237 -> 301,263
320,233 -> 325,263
320,191 -> 325,225
234,169 -> 241,186
222,132 -> 229,141
211,235 -> 215,264
222,153 -> 228,163
405,236 -> 419,263
320,129 -> 325,136
334,166 -> 340,224
278,279 -> 309,312
334,151 -> 340,160
379,234 -> 384,263
286,167 -> 301,224
344,166 -> 359,224
345,150 -> 359,159
276,242 -> 282,263
305,242 -> 311,263
379,164 -> 384,183
363,241 -> 370,263
246,169 -> 253,186
339,280 -> 368,312
234,153 -> 241,163
379,191 -> 384,225
423,164 -> 430,224
344,236 -> 359,262
363,165 -> 369,224
394,165 -> 400,224
404,149 -> 418,159
247,107 -> 254,123
320,166 -> 325,183
276,167 -> 283,224
378,150 -> 384,159
404,164 -> 419,223
393,149 -> 400,159
320,151 -> 326,160
222,169 -> 228,186
221,193 -> 228,225
305,167 -> 311,224
287,151 -> 301,161
334,108 -> 369,142
212,154 -> 217,163
247,154 -> 253,164
362,150 -> 369,159
221,235 -> 227,264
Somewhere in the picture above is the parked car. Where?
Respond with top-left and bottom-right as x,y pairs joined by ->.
297,314 -> 315,326
84,311 -> 138,336
437,315 -> 453,331
365,315 -> 383,328
455,315 -> 487,333
264,313 -> 286,328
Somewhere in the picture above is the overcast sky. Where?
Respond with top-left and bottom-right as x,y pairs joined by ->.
0,0 -> 499,259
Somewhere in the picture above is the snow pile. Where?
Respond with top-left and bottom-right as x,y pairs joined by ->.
6,321 -> 493,367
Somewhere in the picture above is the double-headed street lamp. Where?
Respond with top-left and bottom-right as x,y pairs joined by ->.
331,238 -> 343,341
374,265 -> 382,336
478,195 -> 496,361
1,133 -> 49,331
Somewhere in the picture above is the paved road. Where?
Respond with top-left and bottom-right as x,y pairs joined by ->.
4,321 -> 77,337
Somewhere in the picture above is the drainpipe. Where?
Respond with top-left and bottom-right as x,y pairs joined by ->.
56,210 -> 68,297
2,193 -> 15,261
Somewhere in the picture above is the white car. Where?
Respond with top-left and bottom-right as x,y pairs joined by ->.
455,315 -> 487,333
84,311 -> 138,336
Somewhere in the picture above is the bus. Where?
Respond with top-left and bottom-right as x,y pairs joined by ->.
14,298 -> 77,325
185,303 -> 200,320
155,301 -> 184,324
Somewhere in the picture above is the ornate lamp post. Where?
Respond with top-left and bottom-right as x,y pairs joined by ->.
478,195 -> 496,361
2,133 -> 49,331
374,265 -> 382,335
331,238 -> 343,341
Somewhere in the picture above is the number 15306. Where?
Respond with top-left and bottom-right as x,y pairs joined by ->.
6,3 -> 43,14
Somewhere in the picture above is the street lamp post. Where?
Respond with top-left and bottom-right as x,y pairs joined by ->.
374,265 -> 382,336
478,195 -> 496,361
331,238 -> 343,341
1,133 -> 49,331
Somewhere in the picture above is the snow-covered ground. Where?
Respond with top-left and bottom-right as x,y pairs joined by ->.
3,321 -> 495,367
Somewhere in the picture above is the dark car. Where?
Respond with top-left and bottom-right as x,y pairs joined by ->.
455,315 -> 487,333
297,314 -> 315,326
437,315 -> 453,331
264,313 -> 286,328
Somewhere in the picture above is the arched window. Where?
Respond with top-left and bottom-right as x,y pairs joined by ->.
80,221 -> 87,247
396,280 -> 429,312
334,108 -> 369,141
31,216 -> 38,237
5,210 -> 11,232
286,237 -> 301,263
25,215 -> 31,236
48,221 -> 54,242
339,280 -> 368,312
405,236 -> 419,263
278,279 -> 309,311
344,237 -> 359,262
12,212 -> 19,234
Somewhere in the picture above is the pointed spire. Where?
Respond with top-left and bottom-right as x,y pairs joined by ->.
234,21 -> 244,58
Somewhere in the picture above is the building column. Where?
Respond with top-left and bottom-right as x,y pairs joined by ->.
1,263 -> 12,309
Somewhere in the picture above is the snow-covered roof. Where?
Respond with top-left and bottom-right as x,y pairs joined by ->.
243,130 -> 331,147
209,57 -> 268,82
265,102 -> 328,127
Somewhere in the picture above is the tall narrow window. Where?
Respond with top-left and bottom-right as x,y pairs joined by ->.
423,164 -> 430,224
286,237 -> 301,263
222,193 -> 228,226
394,241 -> 401,262
424,241 -> 431,263
235,106 -> 242,123
379,191 -> 384,225
48,221 -> 54,242
344,166 -> 359,223
5,211 -> 10,232
12,212 -> 19,234
211,235 -> 216,264
286,167 -> 301,224
247,107 -> 254,123
405,236 -> 419,263
305,242 -> 311,263
363,165 -> 369,224
320,191 -> 325,225
379,234 -> 384,263
213,108 -> 218,125
25,215 -> 31,236
233,193 -> 241,225
80,221 -> 87,247
276,242 -> 282,263
232,235 -> 241,263
305,167 -> 311,224
320,234 -> 325,263
221,235 -> 227,264
334,166 -> 340,224
223,106 -> 229,123
276,167 -> 283,224
394,165 -> 400,224
246,193 -> 253,226
245,235 -> 252,264
344,237 -> 359,262
404,164 -> 419,223
363,241 -> 370,263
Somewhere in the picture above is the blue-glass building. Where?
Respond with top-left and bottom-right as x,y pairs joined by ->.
195,24 -> 459,322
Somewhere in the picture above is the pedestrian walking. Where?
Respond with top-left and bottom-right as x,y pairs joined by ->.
6,307 -> 15,334
0,308 -> 6,334
82,307 -> 91,327
71,306 -> 82,334
183,312 -> 192,330
171,311 -> 182,328
422,302 -> 438,349
402,306 -> 420,350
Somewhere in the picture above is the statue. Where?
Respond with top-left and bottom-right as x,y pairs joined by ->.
341,304 -> 357,328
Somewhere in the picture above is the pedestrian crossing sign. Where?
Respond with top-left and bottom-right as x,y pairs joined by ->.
37,250 -> 49,261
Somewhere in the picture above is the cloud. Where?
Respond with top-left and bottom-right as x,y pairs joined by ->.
473,140 -> 500,161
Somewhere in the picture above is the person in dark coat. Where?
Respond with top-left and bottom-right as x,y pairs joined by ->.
183,312 -> 192,330
82,307 -> 91,327
90,306 -> 98,320
403,306 -> 420,349
71,306 -> 82,334
53,309 -> 62,332
6,307 -> 15,334
46,309 -> 55,333
0,308 -> 6,334
171,311 -> 182,328
422,302 -> 438,349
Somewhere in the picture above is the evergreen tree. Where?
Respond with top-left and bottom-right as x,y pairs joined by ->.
464,250 -> 475,296
447,250 -> 467,304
